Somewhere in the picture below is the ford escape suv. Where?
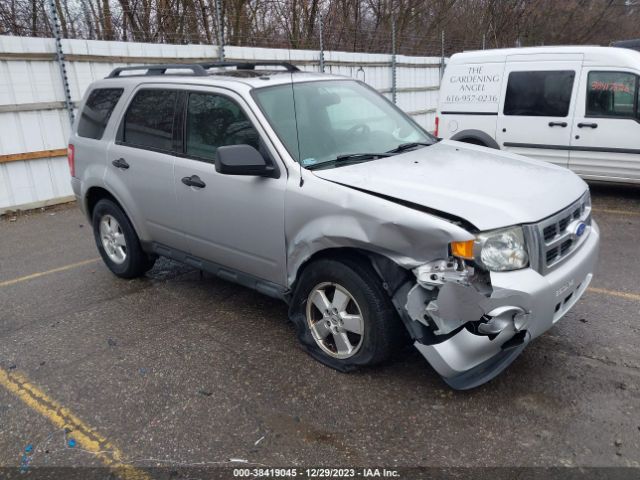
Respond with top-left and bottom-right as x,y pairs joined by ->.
69,61 -> 600,389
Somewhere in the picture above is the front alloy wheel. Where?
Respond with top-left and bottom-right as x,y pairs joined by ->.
306,282 -> 365,359
290,257 -> 406,371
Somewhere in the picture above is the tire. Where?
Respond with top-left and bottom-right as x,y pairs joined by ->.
289,256 -> 406,372
460,138 -> 486,147
92,198 -> 155,278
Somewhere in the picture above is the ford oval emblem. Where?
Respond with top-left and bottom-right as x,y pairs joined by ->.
575,222 -> 586,237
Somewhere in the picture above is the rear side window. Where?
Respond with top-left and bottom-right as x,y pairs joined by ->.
504,70 -> 575,117
77,88 -> 123,139
185,93 -> 259,161
122,89 -> 178,151
587,71 -> 638,118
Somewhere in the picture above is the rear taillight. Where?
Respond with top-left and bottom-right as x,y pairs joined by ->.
434,116 -> 439,137
67,144 -> 75,177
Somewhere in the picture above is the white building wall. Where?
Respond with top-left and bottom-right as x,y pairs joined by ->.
0,35 -> 442,212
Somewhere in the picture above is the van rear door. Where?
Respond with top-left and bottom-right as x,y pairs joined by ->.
496,55 -> 582,169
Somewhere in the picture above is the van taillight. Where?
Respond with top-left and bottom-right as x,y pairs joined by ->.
67,144 -> 75,177
434,116 -> 439,137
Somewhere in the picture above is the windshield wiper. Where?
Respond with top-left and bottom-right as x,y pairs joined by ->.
306,152 -> 394,170
386,142 -> 431,154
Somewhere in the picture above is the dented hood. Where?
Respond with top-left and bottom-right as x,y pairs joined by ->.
312,140 -> 588,231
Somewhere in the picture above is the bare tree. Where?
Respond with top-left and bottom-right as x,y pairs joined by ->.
1,0 -> 638,55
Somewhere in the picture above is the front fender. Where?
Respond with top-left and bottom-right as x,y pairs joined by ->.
285,173 -> 474,287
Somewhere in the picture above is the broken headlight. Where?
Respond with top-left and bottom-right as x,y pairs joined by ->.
475,226 -> 529,272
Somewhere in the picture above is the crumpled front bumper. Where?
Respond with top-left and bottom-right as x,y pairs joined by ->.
415,220 -> 600,389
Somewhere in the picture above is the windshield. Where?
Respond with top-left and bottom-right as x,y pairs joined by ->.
252,80 -> 434,168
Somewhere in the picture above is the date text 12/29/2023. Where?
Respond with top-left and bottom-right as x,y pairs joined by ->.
233,468 -> 400,478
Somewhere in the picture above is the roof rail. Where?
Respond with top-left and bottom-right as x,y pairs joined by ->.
107,64 -> 208,78
106,61 -> 300,78
199,61 -> 300,72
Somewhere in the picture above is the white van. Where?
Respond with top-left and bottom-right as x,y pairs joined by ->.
436,46 -> 640,184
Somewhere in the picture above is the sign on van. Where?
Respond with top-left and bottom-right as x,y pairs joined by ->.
440,63 -> 504,112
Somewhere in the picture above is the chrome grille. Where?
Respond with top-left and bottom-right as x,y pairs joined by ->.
526,192 -> 592,274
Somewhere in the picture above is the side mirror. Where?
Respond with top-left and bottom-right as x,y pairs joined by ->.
215,144 -> 277,178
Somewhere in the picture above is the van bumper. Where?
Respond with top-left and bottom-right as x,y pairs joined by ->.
415,220 -> 600,389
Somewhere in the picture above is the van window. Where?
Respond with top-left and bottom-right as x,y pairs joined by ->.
504,71 -> 575,117
586,71 -> 638,118
77,88 -> 123,139
122,89 -> 178,151
185,93 -> 259,161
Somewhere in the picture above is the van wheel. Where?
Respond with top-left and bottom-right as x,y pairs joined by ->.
289,257 -> 405,371
92,199 -> 155,278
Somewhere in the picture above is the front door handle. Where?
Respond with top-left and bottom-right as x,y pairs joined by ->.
548,121 -> 568,127
577,122 -> 598,129
181,175 -> 206,189
112,158 -> 130,170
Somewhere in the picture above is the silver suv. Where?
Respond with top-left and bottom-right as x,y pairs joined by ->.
69,62 -> 600,389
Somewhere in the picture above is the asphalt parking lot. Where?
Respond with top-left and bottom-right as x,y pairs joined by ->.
1,183 -> 639,476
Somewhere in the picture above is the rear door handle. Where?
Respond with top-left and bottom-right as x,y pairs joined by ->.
112,158 -> 130,170
548,122 -> 568,127
181,175 -> 206,189
577,122 -> 598,129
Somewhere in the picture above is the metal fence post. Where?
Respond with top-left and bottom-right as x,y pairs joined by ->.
318,13 -> 325,73
391,15 -> 397,104
440,30 -> 445,82
48,0 -> 74,126
215,0 -> 225,62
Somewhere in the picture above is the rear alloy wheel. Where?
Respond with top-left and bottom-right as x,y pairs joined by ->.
92,198 -> 155,278
306,282 -> 365,359
99,214 -> 127,265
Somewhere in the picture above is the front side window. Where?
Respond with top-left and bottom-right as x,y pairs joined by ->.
122,89 -> 178,151
253,80 -> 433,167
185,93 -> 259,161
504,70 -> 575,117
587,71 -> 638,118
77,88 -> 123,139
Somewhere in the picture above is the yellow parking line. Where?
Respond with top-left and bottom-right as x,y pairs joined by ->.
592,208 -> 640,217
0,258 -> 100,288
0,368 -> 150,480
588,287 -> 640,302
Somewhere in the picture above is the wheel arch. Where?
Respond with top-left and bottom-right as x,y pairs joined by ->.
86,186 -> 118,219
289,247 -> 412,303
85,186 -> 147,244
450,129 -> 500,149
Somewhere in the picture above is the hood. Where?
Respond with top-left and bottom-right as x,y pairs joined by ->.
312,140 -> 588,231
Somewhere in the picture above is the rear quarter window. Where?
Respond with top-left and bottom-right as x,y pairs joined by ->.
77,88 -> 123,139
504,70 -> 575,117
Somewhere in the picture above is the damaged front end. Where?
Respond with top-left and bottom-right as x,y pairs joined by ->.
287,168 -> 599,389
408,259 -> 531,338
396,257 -> 534,389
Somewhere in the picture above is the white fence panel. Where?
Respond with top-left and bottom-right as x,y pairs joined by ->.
0,36 -> 442,213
